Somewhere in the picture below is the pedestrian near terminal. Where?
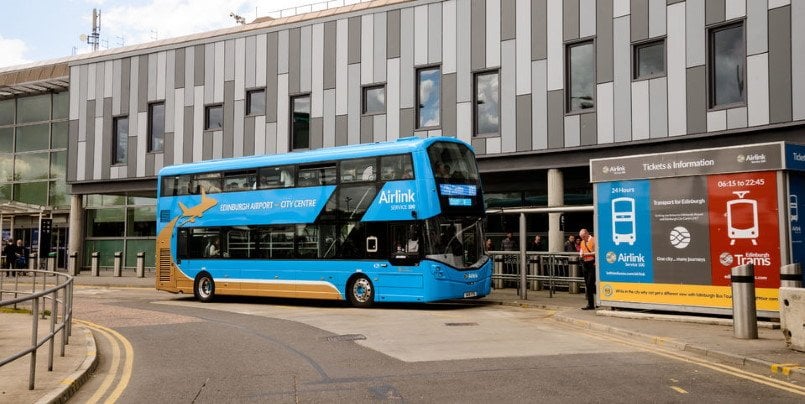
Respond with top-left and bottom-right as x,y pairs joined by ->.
3,239 -> 16,276
564,235 -> 579,252
579,229 -> 596,310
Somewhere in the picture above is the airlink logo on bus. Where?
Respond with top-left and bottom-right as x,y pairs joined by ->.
378,189 -> 415,204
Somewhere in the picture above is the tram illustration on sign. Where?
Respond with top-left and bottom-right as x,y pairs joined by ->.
791,194 -> 799,222
727,191 -> 759,246
612,197 -> 636,246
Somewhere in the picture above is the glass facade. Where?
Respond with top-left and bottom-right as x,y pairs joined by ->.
474,71 -> 500,135
710,23 -> 745,107
567,41 -> 595,111
83,193 -> 157,268
0,92 -> 69,208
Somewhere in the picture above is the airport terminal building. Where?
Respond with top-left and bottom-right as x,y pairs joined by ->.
0,0 -> 803,269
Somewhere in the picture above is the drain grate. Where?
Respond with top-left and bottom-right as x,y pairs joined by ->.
444,322 -> 478,327
326,333 -> 367,342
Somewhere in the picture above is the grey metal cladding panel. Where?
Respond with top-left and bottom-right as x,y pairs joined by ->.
349,17 -> 362,64
244,117 -> 255,156
267,32 -> 279,123
85,102 -> 95,179
360,115 -> 373,143
194,45 -> 205,87
324,21 -> 338,89
471,0 -> 486,70
597,0 -> 614,83
223,81 -> 235,158
183,106 -> 194,162
145,153 -> 155,177
101,98 -> 113,179
289,28 -> 301,95
202,132 -> 213,160
686,65 -> 707,134
564,0 -> 580,41
705,0 -> 726,25
532,0 -> 547,60
121,57 -> 131,113
547,90 -> 564,149
501,0 -> 516,41
127,128 -> 137,175
667,0 -> 684,4
335,115 -> 348,146
442,73 -> 457,137
387,9 -> 401,59
769,6 -> 792,124
68,120 -> 78,182
516,95 -> 531,152
138,56 -> 148,112
471,138 -> 486,155
399,108 -> 414,138
224,40 -> 235,82
310,117 -> 324,150
579,112 -> 597,146
175,48 -> 185,89
428,3 -> 442,64
163,133 -> 174,167
747,0 -> 768,55
631,0 -> 649,42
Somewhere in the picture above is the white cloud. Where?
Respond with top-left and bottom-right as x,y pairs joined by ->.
0,35 -> 32,68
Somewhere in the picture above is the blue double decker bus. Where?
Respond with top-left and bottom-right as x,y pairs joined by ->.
155,136 -> 491,306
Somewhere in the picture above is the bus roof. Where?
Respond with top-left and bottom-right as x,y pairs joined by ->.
158,136 -> 472,176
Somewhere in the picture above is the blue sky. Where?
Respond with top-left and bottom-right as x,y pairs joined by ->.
0,0 -> 338,68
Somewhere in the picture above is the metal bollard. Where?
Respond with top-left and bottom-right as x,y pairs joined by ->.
113,251 -> 123,277
29,253 -> 36,273
780,263 -> 802,288
91,252 -> 99,276
68,251 -> 78,276
47,254 -> 56,272
731,263 -> 758,339
493,256 -> 503,289
569,256 -> 580,294
136,252 -> 145,278
529,256 -> 540,291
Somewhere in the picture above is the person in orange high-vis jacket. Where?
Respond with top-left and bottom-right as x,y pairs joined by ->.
579,229 -> 596,310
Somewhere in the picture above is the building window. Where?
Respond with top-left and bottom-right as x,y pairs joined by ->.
362,85 -> 386,115
473,70 -> 500,136
113,116 -> 128,164
291,95 -> 311,150
148,102 -> 165,152
417,67 -> 441,129
709,22 -> 745,108
246,89 -> 265,116
205,104 -> 223,130
633,39 -> 665,80
567,40 -> 595,112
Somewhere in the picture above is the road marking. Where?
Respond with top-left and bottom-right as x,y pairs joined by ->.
771,363 -> 801,376
670,386 -> 688,394
553,319 -> 805,397
76,319 -> 135,403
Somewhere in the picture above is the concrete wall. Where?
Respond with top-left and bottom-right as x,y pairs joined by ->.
67,0 -> 804,183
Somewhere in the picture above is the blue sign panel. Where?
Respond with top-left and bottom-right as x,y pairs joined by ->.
786,143 -> 805,172
790,174 -> 805,282
596,180 -> 654,283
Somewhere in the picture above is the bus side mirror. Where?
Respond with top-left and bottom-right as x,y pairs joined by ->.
366,236 -> 378,253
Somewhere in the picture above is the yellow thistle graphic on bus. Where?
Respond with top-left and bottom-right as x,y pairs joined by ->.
178,188 -> 218,225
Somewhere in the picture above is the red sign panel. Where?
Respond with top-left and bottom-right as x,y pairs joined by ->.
707,171 -> 780,288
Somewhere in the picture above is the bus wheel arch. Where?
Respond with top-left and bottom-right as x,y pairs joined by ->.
346,273 -> 374,308
194,271 -> 215,303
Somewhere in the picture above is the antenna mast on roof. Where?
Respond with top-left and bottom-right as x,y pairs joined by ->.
80,8 -> 102,51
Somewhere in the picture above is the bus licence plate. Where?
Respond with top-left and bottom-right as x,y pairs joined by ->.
463,291 -> 477,298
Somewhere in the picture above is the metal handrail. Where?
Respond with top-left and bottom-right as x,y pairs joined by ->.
0,270 -> 74,390
488,251 -> 584,297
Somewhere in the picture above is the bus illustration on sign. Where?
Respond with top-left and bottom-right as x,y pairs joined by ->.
727,191 -> 759,246
791,194 -> 799,222
612,197 -> 636,246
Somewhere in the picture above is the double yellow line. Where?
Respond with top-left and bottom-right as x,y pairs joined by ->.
554,318 -> 805,397
74,319 -> 134,403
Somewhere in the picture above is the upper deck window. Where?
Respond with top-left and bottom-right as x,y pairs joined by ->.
427,142 -> 479,182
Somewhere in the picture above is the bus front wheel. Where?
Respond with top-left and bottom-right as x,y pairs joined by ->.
348,275 -> 374,308
194,272 -> 215,303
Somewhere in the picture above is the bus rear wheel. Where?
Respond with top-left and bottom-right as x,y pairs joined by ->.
348,275 -> 374,308
194,272 -> 215,303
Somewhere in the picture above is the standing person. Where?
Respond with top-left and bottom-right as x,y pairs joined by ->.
579,229 -> 596,310
3,239 -> 16,277
500,232 -> 517,285
529,235 -> 546,251
15,239 -> 28,276
484,238 -> 493,252
500,232 -> 516,251
564,235 -> 578,252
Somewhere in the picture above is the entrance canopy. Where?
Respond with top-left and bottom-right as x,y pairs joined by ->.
0,201 -> 50,216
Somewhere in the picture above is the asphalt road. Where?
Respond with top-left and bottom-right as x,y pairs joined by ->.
68,287 -> 802,403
